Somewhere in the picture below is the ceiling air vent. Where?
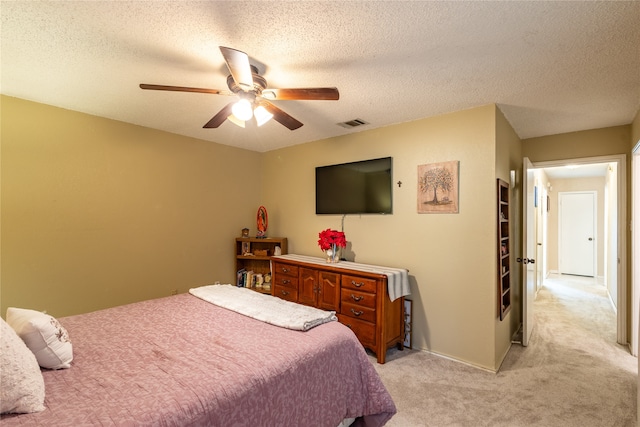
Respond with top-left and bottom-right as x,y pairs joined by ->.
337,118 -> 369,129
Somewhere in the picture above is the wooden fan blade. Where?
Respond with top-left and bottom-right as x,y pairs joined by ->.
261,87 -> 339,101
219,46 -> 254,91
260,100 -> 303,130
140,84 -> 231,96
203,102 -> 235,128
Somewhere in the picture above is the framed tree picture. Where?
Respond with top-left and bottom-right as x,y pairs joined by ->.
417,160 -> 459,214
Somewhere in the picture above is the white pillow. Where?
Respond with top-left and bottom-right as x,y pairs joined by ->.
0,317 -> 45,414
6,307 -> 73,370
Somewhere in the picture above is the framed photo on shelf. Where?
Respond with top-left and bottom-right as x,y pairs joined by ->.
241,241 -> 251,255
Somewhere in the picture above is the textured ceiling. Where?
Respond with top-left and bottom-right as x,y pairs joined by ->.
1,1 -> 639,152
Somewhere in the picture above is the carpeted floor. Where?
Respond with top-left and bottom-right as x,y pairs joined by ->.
372,274 -> 637,426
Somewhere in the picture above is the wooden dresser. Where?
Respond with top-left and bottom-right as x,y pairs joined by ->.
271,255 -> 407,364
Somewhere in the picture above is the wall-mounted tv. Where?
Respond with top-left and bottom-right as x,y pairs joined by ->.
316,157 -> 392,215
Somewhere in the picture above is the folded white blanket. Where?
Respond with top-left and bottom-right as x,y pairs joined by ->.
189,285 -> 337,331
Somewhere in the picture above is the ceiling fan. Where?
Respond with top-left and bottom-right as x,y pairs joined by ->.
140,46 -> 339,130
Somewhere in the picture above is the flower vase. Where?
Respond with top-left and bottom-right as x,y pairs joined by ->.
326,244 -> 340,263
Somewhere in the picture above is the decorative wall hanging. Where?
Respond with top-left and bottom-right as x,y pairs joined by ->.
256,206 -> 268,238
417,160 -> 459,214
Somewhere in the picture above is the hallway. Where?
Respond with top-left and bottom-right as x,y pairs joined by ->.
541,273 -> 617,344
375,272 -> 637,426
499,272 -> 636,425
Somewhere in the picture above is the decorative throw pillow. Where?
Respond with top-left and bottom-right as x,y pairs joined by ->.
6,307 -> 73,370
0,317 -> 46,414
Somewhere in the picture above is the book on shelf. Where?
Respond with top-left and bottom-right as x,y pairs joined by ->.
245,271 -> 254,289
236,268 -> 258,288
236,268 -> 246,287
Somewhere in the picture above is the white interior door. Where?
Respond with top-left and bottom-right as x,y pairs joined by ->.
536,186 -> 546,292
522,158 -> 536,346
631,149 -> 640,356
559,192 -> 596,277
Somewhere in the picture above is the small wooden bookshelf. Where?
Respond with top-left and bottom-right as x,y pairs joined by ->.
235,237 -> 287,294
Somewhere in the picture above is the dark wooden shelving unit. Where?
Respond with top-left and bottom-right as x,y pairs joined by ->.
497,179 -> 511,320
235,237 -> 287,294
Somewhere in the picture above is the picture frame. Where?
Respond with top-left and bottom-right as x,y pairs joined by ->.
417,160 -> 459,214
241,241 -> 251,255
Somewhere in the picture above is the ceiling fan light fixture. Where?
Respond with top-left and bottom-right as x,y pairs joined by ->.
232,99 -> 253,121
262,90 -> 276,100
254,105 -> 274,126
141,46 -> 339,132
227,114 -> 245,128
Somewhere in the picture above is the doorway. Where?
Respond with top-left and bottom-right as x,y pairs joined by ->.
530,155 -> 626,347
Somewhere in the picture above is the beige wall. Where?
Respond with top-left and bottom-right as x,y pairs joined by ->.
495,106 -> 523,367
262,104 -> 510,370
1,96 -> 262,317
523,126 -> 630,162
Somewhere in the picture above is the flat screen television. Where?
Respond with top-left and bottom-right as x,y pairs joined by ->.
315,157 -> 392,215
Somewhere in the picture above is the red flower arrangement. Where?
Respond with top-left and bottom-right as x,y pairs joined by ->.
317,229 -> 347,251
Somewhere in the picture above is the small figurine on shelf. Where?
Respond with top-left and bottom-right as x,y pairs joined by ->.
256,206 -> 268,238
241,228 -> 249,238
263,273 -> 271,291
255,274 -> 264,289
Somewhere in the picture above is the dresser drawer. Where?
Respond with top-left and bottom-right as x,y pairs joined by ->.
273,274 -> 298,289
341,288 -> 376,309
341,302 -> 376,323
337,314 -> 376,347
341,275 -> 378,293
273,285 -> 298,302
273,263 -> 299,278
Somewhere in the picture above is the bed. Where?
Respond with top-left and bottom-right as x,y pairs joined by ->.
0,286 -> 396,426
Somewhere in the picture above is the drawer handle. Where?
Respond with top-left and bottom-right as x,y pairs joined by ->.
350,294 -> 364,302
283,279 -> 290,284
282,268 -> 290,273
280,290 -> 290,296
351,308 -> 364,316
351,280 -> 365,287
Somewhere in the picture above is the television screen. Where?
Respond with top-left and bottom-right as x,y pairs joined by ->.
316,157 -> 392,215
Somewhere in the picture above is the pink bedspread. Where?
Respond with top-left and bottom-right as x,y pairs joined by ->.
1,293 -> 395,426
